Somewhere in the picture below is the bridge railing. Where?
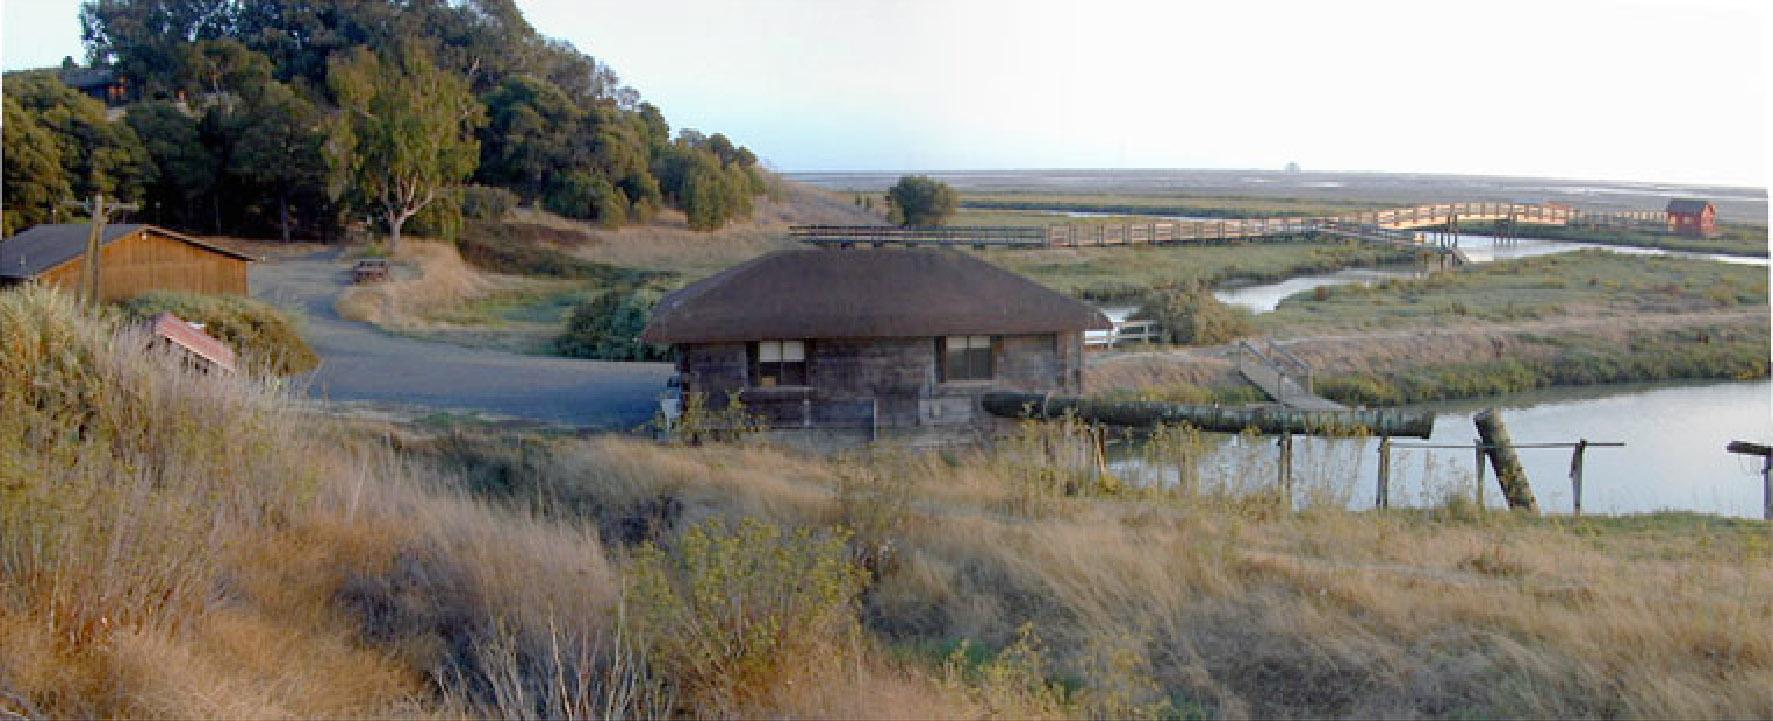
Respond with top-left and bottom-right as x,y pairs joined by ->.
791,203 -> 1670,250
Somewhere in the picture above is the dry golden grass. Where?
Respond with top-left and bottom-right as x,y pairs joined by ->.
6,285 -> 1770,719
334,240 -> 514,329
540,180 -> 878,277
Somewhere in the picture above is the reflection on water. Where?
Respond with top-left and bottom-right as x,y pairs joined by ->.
1214,268 -> 1415,312
1107,381 -> 1773,518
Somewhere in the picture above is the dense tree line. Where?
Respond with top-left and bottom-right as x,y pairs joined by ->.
2,0 -> 765,240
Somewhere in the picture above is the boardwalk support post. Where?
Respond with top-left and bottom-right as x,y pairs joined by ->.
1475,409 -> 1538,513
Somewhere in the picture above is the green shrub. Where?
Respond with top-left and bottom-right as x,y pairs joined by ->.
1135,283 -> 1254,346
555,285 -> 669,360
120,291 -> 319,375
460,184 -> 518,221
628,517 -> 866,714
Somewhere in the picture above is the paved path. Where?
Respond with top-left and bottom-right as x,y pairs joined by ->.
252,249 -> 671,428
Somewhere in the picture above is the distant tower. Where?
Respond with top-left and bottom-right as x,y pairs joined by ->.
1284,161 -> 1302,174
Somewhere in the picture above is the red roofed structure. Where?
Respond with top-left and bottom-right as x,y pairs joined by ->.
146,312 -> 238,374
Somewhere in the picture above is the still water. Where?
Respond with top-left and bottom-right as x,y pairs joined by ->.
1213,234 -> 1769,313
1107,381 -> 1773,518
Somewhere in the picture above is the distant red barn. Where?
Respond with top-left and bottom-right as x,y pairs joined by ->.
1665,199 -> 1717,238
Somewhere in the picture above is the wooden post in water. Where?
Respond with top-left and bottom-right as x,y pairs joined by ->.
1474,409 -> 1538,513
1569,439 -> 1589,516
1376,436 -> 1392,509
1725,441 -> 1773,520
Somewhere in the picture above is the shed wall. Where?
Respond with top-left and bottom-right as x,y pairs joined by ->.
34,230 -> 249,301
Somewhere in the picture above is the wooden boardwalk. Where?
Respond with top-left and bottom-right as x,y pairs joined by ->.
791,201 -> 1668,250
1235,340 -> 1346,411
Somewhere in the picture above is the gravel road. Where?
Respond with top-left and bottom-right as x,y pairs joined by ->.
252,249 -> 672,428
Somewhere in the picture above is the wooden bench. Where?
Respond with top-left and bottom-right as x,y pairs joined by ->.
352,258 -> 391,283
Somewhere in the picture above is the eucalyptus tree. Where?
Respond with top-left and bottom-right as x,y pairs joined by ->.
326,46 -> 485,251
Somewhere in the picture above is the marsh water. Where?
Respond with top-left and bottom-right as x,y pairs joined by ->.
1106,380 -> 1773,519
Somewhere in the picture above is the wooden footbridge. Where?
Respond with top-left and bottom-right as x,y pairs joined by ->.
1234,339 -> 1346,411
791,201 -> 1666,254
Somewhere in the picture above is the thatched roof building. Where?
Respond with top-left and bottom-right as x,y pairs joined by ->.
643,248 -> 1108,436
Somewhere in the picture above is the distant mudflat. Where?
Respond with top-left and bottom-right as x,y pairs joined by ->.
788,169 -> 1768,222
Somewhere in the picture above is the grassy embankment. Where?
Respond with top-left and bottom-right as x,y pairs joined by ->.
1452,219 -> 1769,258
1091,250 -> 1770,405
5,285 -> 1771,718
981,241 -> 1420,300
336,181 -> 872,354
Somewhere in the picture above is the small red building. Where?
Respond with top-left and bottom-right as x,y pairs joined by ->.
1666,199 -> 1718,238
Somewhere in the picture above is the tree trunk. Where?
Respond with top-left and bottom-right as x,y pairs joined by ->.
1474,408 -> 1538,512
278,192 -> 292,243
386,211 -> 404,254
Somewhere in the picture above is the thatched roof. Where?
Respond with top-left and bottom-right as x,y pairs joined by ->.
1,224 -> 255,280
1666,199 -> 1713,215
641,248 -> 1110,344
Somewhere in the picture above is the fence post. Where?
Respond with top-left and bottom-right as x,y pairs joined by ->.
1570,439 -> 1588,516
1278,432 -> 1293,507
1376,436 -> 1392,509
1474,438 -> 1487,509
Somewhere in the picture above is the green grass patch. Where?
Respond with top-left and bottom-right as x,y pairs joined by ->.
981,240 -> 1421,300
1261,249 -> 1769,331
1315,327 -> 1769,406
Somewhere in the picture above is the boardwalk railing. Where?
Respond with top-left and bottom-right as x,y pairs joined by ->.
792,202 -> 1674,250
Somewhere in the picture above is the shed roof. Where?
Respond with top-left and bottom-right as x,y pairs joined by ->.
1,224 -> 255,280
147,312 -> 238,373
1666,199 -> 1713,215
641,247 -> 1111,344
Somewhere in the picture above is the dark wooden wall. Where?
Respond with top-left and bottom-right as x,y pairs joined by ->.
677,331 -> 1086,429
35,230 -> 249,302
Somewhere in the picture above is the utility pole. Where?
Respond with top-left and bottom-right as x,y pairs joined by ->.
61,194 -> 139,307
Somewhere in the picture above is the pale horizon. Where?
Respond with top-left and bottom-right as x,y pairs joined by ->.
5,0 -> 1768,189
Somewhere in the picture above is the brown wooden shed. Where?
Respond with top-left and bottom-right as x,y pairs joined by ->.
0,224 -> 254,302
1665,199 -> 1718,238
642,247 -> 1110,433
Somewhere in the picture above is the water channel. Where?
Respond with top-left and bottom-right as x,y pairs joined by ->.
1094,232 -> 1771,518
1103,380 -> 1771,518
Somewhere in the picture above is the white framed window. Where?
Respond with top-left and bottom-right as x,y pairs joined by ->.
751,340 -> 807,386
941,335 -> 993,381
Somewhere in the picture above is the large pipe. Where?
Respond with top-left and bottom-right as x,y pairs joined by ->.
981,392 -> 1434,439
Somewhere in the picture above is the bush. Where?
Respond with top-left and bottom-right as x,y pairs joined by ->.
120,291 -> 319,375
555,285 -> 670,360
460,185 -> 518,221
1135,283 -> 1255,346
627,517 -> 866,714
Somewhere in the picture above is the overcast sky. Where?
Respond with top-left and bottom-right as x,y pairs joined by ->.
4,0 -> 1767,186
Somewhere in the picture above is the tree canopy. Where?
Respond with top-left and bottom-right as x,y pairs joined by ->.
3,0 -> 768,239
326,46 -> 484,250
887,175 -> 958,226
